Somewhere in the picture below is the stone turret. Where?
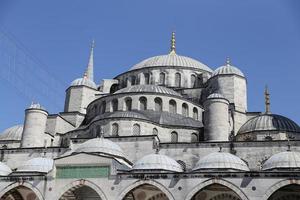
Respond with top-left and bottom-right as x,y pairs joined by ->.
204,93 -> 230,141
21,103 -> 48,147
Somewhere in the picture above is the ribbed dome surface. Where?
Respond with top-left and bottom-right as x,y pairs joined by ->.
130,54 -> 212,72
71,77 -> 97,89
0,162 -> 12,176
0,125 -> 23,141
74,137 -> 125,158
133,153 -> 183,172
17,157 -> 54,173
238,114 -> 300,134
115,85 -> 181,97
193,152 -> 249,171
262,151 -> 300,170
212,64 -> 244,78
207,93 -> 226,100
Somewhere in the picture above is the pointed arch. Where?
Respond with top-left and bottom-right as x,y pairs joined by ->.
0,182 -> 44,200
117,180 -> 175,200
154,97 -> 163,112
56,179 -> 108,200
185,178 -> 249,200
263,179 -> 300,200
175,72 -> 181,87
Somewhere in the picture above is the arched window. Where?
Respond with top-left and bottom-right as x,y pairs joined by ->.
191,133 -> 198,142
96,125 -> 101,137
144,73 -> 150,84
112,99 -> 118,112
169,100 -> 177,114
100,101 -> 106,114
175,73 -> 181,87
154,97 -> 162,112
171,131 -> 178,142
124,97 -> 132,111
124,78 -> 128,87
182,103 -> 189,117
191,74 -> 196,87
159,72 -> 166,85
131,76 -> 136,85
111,123 -> 119,136
153,128 -> 158,135
139,97 -> 147,110
133,124 -> 141,136
193,107 -> 198,120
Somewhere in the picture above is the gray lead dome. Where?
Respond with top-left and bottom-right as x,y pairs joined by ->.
130,53 -> 212,72
115,85 -> 182,97
238,114 -> 300,134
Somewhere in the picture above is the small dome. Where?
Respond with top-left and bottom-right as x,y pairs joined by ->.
193,152 -> 249,171
262,151 -> 300,170
132,153 -> 183,172
71,77 -> 97,89
115,85 -> 181,97
0,162 -> 12,176
212,62 -> 244,78
0,125 -> 23,141
17,157 -> 54,173
238,114 -> 300,135
74,137 -> 125,158
130,53 -> 212,72
207,93 -> 226,100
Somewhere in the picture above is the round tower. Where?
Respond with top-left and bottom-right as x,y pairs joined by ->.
21,103 -> 48,148
204,93 -> 230,141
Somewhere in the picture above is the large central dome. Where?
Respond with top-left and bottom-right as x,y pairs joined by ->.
130,53 -> 212,72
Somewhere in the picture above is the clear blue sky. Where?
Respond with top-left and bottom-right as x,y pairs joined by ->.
0,0 -> 300,131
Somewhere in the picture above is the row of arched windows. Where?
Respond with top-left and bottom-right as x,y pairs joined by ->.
109,97 -> 198,119
122,73 -> 199,88
110,123 -> 198,142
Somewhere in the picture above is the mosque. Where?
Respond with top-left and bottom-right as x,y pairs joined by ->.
0,33 -> 300,200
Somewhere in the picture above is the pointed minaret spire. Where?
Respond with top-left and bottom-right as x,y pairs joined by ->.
170,31 -> 176,54
265,85 -> 271,114
85,40 -> 95,81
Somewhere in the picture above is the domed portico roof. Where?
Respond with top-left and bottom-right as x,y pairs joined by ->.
74,137 -> 125,158
0,162 -> 12,176
238,114 -> 300,135
211,58 -> 244,78
262,151 -> 300,171
129,32 -> 212,73
132,153 -> 183,172
0,124 -> 23,141
193,152 -> 249,171
17,157 -> 54,173
115,85 -> 181,97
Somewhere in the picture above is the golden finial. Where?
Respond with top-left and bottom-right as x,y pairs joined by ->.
226,57 -> 231,66
170,31 -> 176,54
265,85 -> 271,114
91,39 -> 95,49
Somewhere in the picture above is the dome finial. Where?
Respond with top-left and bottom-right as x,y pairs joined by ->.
265,85 -> 271,114
226,57 -> 231,66
170,31 -> 176,54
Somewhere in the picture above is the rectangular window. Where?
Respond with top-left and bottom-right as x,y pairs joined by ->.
56,166 -> 109,179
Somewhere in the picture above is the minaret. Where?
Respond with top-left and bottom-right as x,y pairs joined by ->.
85,40 -> 95,81
170,32 -> 176,54
265,85 -> 271,114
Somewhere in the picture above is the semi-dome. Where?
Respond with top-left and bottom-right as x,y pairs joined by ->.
74,137 -> 125,158
193,152 -> 249,171
132,153 -> 183,172
262,151 -> 300,171
0,162 -> 12,176
70,77 -> 97,89
0,124 -> 23,141
115,85 -> 181,97
17,157 -> 54,173
130,53 -> 212,72
212,59 -> 244,78
238,114 -> 300,135
93,111 -> 149,122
